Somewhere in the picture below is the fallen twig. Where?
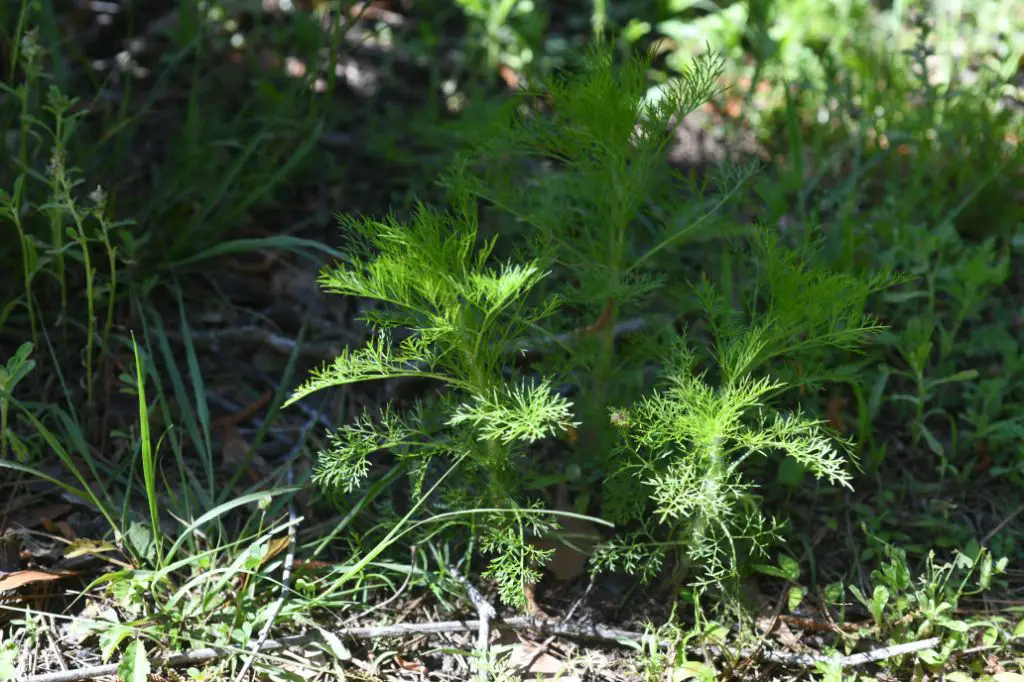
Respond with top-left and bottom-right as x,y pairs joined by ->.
17,615 -> 943,682
447,566 -> 497,680
835,637 -> 941,667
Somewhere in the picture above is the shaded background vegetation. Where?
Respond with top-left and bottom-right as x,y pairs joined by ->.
1,0 -> 1022,678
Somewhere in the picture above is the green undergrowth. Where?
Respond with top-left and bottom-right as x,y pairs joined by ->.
0,0 -> 454,678
283,34 -> 1023,678
749,10 -> 1024,560
1,0 -> 1023,680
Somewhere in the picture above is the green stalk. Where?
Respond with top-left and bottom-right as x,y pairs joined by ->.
48,140 -> 69,346
76,222 -> 95,408
8,2 -> 40,342
100,224 -> 117,352
591,0 -> 607,36
467,346 -> 507,503
12,0 -> 33,202
132,335 -> 163,566
683,434 -> 725,579
592,298 -> 618,420
7,201 -> 38,343
0,396 -> 8,461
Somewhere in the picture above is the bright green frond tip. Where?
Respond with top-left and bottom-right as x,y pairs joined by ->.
447,379 -> 580,445
284,332 -> 445,407
313,408 -> 415,493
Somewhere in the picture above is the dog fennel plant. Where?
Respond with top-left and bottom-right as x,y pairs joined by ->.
284,187 -> 581,607
285,45 -> 738,606
591,230 -> 898,590
451,44 -> 757,468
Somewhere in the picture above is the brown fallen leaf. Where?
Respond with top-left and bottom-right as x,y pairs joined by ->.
757,615 -> 804,651
393,655 -> 426,673
40,517 -> 76,541
261,534 -> 291,569
0,568 -> 77,594
506,640 -> 576,680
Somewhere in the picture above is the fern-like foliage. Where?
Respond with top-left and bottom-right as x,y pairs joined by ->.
286,199 -> 558,402
699,228 -> 898,388
478,503 -> 557,606
597,226 -> 897,588
453,45 -> 750,312
447,379 -> 577,444
450,43 -> 758,486
288,193 -> 579,607
290,44 -> 899,612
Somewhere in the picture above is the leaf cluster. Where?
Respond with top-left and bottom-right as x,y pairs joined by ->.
291,45 -> 899,606
287,194 -> 579,606
452,46 -> 744,315
597,228 -> 896,586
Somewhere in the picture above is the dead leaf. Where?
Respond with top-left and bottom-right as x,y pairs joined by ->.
56,521 -> 76,541
0,568 -> 76,594
393,655 -> 426,673
777,620 -> 804,649
260,535 -> 291,569
505,641 -> 574,679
